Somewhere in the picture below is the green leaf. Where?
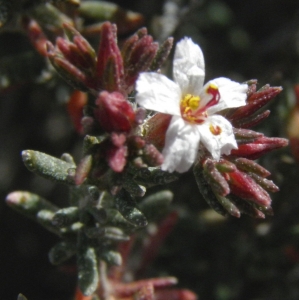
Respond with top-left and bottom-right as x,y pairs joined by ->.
138,190 -> 173,221
22,150 -> 76,185
115,189 -> 148,228
49,240 -> 77,265
77,232 -> 99,296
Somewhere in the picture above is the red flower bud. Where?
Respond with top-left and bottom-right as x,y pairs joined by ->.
67,90 -> 87,134
23,19 -> 48,57
233,157 -> 270,177
228,85 -> 283,124
123,34 -> 159,92
227,169 -> 272,207
94,91 -> 135,133
143,144 -> 164,167
111,132 -> 126,147
203,159 -> 230,197
75,154 -> 93,185
149,37 -> 174,71
107,144 -> 127,173
47,47 -> 90,91
96,22 -> 124,92
231,136 -> 288,159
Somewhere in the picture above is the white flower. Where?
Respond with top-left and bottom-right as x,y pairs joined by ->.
136,38 -> 248,173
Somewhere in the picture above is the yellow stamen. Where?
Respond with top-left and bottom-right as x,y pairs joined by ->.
206,83 -> 218,93
180,93 -> 206,123
181,94 -> 200,110
209,124 -> 222,135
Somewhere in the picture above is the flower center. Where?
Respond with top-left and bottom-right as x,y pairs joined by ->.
180,83 -> 220,124
180,94 -> 205,124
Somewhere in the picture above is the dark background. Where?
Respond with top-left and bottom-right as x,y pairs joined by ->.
1,0 -> 299,299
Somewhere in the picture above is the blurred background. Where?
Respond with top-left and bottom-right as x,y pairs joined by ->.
1,0 -> 299,299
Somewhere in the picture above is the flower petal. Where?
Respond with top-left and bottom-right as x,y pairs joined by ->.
173,37 -> 205,96
199,115 -> 237,160
162,116 -> 200,173
136,72 -> 181,116
203,77 -> 248,115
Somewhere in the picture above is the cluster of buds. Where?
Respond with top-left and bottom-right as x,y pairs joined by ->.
46,21 -> 173,94
193,82 -> 288,218
73,89 -> 166,191
45,22 -> 176,190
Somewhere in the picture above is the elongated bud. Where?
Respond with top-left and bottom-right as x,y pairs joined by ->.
56,37 -> 93,71
123,35 -> 159,92
107,145 -> 127,173
23,19 -> 48,57
248,172 -> 279,193
233,128 -> 263,144
233,157 -> 270,177
63,23 -> 96,60
193,162 -> 227,216
67,90 -> 87,134
47,47 -> 90,91
202,159 -> 230,197
233,110 -> 271,129
143,144 -> 164,167
215,159 -> 236,173
227,169 -> 272,207
229,85 -> 283,123
231,136 -> 288,159
228,194 -> 267,219
75,154 -> 93,185
214,194 -> 241,218
150,37 -> 174,71
96,22 -> 124,91
103,55 -> 124,92
121,33 -> 139,62
47,24 -> 97,91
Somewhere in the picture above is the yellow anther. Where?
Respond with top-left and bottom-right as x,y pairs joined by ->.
189,96 -> 200,110
209,124 -> 222,135
206,83 -> 218,92
181,94 -> 200,110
